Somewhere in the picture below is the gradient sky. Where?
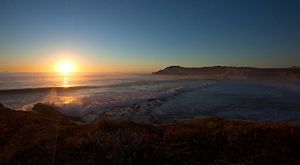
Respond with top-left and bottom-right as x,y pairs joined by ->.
0,0 -> 299,72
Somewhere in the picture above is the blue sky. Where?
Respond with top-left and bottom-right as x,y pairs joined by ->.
0,0 -> 299,72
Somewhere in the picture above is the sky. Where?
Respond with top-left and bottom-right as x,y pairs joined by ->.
0,0 -> 299,73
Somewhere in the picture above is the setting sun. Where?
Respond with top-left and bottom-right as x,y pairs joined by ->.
57,60 -> 76,73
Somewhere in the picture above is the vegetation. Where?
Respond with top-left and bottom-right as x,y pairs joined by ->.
1,103 -> 300,164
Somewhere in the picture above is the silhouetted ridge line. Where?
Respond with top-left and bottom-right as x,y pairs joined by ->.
153,66 -> 300,82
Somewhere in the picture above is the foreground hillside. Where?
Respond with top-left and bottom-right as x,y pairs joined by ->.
153,66 -> 300,82
1,103 -> 300,164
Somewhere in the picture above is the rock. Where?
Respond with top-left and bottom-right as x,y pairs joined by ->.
32,103 -> 63,116
148,98 -> 156,102
0,102 -> 4,108
130,104 -> 141,111
0,103 -> 9,111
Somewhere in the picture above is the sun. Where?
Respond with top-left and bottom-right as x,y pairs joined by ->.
57,60 -> 76,73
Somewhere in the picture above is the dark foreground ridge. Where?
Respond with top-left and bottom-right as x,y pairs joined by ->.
1,103 -> 300,164
153,66 -> 300,82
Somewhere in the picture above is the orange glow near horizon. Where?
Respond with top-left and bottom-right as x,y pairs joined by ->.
0,50 -> 159,73
0,64 -> 158,73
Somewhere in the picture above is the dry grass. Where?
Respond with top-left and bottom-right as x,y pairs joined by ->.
1,105 -> 300,164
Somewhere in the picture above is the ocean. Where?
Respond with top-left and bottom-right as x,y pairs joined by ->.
0,72 -> 300,122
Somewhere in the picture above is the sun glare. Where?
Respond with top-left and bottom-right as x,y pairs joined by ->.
57,60 -> 76,73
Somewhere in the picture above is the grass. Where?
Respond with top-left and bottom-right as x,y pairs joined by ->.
1,104 -> 300,164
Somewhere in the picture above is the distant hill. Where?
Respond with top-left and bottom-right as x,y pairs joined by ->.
153,66 -> 300,82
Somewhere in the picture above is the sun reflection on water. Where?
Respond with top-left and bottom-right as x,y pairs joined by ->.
59,73 -> 76,104
63,75 -> 70,88
62,96 -> 75,104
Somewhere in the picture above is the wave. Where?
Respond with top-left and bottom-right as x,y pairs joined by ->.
0,79 -> 194,94
1,80 -> 216,119
0,86 -> 99,94
77,81 -> 217,117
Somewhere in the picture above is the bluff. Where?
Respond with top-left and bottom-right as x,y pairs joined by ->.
153,66 -> 300,81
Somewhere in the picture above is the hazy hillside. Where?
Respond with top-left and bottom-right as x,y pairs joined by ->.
153,66 -> 300,82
